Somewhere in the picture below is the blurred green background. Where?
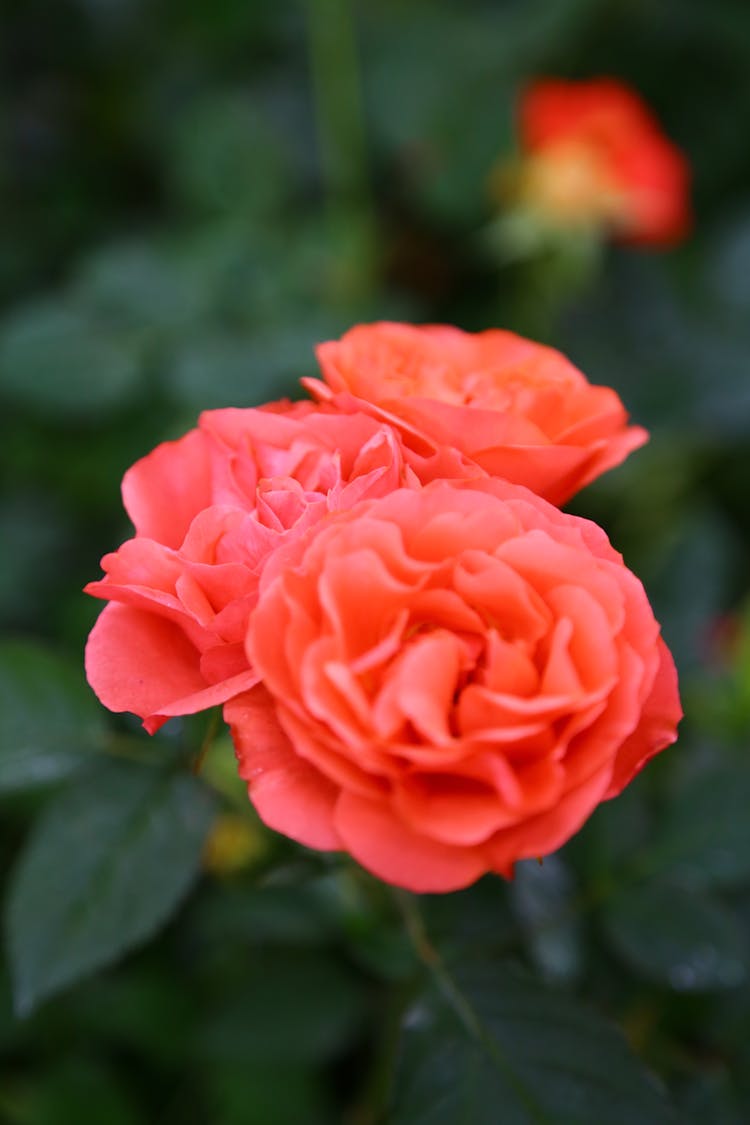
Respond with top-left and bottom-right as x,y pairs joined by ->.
1,1 -> 750,1122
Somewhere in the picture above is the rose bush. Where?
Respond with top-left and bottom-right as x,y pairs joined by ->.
306,321 -> 647,505
85,403 -> 426,731
227,478 -> 681,892
517,78 -> 691,245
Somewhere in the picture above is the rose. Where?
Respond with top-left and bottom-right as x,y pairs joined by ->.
227,478 -> 680,892
85,403 -> 422,732
518,78 -> 691,245
305,321 -> 647,505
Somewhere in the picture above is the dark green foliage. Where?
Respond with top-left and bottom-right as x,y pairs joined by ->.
0,639 -> 106,793
2,0 -> 750,1120
391,961 -> 675,1124
6,760 -> 216,1015
603,884 -> 747,992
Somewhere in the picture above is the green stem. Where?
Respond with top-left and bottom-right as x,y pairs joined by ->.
393,888 -> 483,1039
392,888 -> 553,1124
307,0 -> 371,211
306,0 -> 378,296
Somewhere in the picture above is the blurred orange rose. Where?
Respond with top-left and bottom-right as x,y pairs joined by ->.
516,78 -> 691,245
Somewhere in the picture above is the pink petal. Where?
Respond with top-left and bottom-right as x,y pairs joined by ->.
122,429 -> 212,548
485,765 -> 614,871
85,603 -> 258,733
148,670 -> 260,733
85,603 -> 208,723
226,687 -> 340,850
394,774 -> 520,845
334,790 -> 486,892
371,631 -> 462,743
604,637 -> 682,797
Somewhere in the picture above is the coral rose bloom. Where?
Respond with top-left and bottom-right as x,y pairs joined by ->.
85,404 -> 419,732
227,479 -> 680,892
307,321 -> 647,505
518,78 -> 691,245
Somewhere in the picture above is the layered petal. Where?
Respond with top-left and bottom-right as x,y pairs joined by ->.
85,403 -> 420,729
233,478 -> 680,891
310,322 -> 647,504
83,603 -> 259,733
227,687 -> 340,850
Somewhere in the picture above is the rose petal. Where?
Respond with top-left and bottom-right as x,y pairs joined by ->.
149,669 -> 259,733
277,706 -> 390,797
394,772 -> 521,845
604,637 -> 682,797
334,790 -> 486,892
371,631 -> 462,744
85,603 -> 209,725
122,429 -> 212,548
485,764 -> 614,871
227,687 -> 340,850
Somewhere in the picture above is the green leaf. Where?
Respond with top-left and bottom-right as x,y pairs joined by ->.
0,639 -> 106,795
603,882 -> 747,992
391,962 -> 675,1124
0,299 -> 144,420
5,760 -> 216,1015
647,766 -> 750,889
510,856 -> 583,983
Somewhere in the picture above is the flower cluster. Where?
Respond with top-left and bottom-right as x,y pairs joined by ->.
512,78 -> 691,246
86,321 -> 681,891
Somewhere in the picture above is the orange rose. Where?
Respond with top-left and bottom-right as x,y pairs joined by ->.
306,321 -> 647,505
227,479 -> 680,892
517,78 -> 691,245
